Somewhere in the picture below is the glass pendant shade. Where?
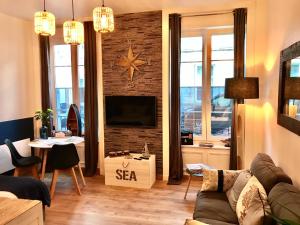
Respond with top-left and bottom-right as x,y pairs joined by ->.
93,6 -> 114,33
63,20 -> 84,45
34,11 -> 55,36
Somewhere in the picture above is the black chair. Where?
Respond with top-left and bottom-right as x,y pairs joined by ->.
4,139 -> 41,179
49,144 -> 86,199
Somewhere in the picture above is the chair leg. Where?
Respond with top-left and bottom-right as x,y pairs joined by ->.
31,165 -> 40,180
70,167 -> 81,195
184,174 -> 192,200
13,167 -> 20,177
77,164 -> 86,186
50,170 -> 59,199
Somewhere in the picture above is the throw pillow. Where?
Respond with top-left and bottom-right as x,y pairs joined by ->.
236,176 -> 271,225
0,191 -> 17,199
201,169 -> 241,192
184,219 -> 209,225
226,170 -> 252,211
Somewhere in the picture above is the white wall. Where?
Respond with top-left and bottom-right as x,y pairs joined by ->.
0,13 -> 40,172
261,0 -> 300,187
0,13 -> 40,123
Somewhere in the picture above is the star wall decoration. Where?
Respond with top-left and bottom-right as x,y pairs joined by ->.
118,45 -> 146,81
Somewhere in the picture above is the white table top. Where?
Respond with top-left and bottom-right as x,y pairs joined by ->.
28,136 -> 84,148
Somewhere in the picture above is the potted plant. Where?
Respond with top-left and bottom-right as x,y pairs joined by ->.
34,109 -> 53,139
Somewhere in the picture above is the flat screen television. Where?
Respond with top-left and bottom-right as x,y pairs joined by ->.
105,96 -> 156,127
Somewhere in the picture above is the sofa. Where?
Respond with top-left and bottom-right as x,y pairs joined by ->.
193,153 -> 300,225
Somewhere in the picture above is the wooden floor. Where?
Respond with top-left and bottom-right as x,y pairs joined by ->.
43,174 -> 202,225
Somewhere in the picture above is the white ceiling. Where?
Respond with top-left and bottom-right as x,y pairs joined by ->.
0,0 -> 249,21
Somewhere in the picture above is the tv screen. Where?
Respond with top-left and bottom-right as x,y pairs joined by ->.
105,96 -> 156,127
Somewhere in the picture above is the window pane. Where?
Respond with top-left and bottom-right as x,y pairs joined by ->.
55,66 -> 72,131
212,34 -> 234,60
55,67 -> 72,88
181,37 -> 202,62
55,88 -> 73,131
211,34 -> 234,137
54,45 -> 71,66
180,36 -> 203,136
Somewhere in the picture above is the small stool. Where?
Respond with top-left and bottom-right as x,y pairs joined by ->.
184,163 -> 212,199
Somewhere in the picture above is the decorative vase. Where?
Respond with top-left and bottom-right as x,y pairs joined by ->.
40,126 -> 48,139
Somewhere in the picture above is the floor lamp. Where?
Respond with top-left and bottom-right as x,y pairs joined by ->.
224,77 -> 259,169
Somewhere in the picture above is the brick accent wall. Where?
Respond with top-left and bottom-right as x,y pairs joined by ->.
102,11 -> 163,174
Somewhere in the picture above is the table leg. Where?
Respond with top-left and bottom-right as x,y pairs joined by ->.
39,148 -> 43,159
40,149 -> 48,180
184,174 -> 192,200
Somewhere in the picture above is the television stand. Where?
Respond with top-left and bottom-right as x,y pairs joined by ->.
104,154 -> 156,189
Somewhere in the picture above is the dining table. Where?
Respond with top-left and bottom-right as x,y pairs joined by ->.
28,136 -> 84,180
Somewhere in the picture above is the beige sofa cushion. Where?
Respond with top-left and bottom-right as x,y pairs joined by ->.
0,191 -> 18,199
226,170 -> 252,211
236,176 -> 270,225
201,169 -> 240,192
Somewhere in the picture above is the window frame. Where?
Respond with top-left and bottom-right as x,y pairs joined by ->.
181,27 -> 234,142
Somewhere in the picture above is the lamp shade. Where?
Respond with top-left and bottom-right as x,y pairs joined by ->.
34,11 -> 55,36
284,77 -> 300,99
224,77 -> 259,99
93,6 -> 114,33
63,20 -> 84,45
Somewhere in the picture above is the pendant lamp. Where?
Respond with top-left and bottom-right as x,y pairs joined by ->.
63,0 -> 84,45
34,0 -> 55,36
93,0 -> 114,33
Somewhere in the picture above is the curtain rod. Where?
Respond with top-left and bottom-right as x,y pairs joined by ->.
180,10 -> 233,18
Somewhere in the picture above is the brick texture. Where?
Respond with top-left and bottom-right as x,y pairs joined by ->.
102,11 -> 163,174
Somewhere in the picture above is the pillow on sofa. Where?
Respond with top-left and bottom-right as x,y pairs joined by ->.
184,219 -> 209,225
250,153 -> 292,194
236,176 -> 271,225
0,191 -> 17,199
201,169 -> 241,192
226,170 -> 252,211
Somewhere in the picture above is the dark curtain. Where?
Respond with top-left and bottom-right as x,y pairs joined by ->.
84,21 -> 99,176
230,8 -> 247,170
39,35 -> 51,111
168,14 -> 183,185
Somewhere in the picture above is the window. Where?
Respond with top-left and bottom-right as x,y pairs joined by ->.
52,44 -> 85,131
180,30 -> 234,140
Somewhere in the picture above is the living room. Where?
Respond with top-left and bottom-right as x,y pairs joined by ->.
0,0 -> 299,224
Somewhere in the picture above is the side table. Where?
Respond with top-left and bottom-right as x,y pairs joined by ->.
184,163 -> 212,199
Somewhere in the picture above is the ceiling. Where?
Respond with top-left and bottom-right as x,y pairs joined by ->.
0,0 -> 248,21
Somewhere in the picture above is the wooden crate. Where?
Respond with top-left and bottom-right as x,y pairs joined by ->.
105,154 -> 156,189
0,197 -> 43,225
